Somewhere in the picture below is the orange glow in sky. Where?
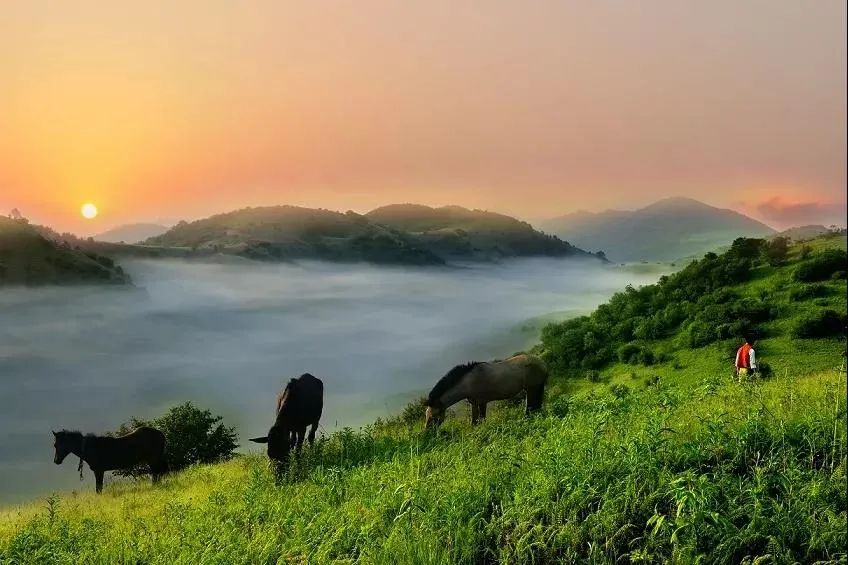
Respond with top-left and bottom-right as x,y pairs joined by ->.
1,1 -> 845,234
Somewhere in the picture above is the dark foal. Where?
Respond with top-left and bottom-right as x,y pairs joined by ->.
53,427 -> 168,493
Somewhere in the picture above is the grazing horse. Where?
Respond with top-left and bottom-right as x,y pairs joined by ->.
250,373 -> 323,476
425,354 -> 548,428
52,427 -> 168,493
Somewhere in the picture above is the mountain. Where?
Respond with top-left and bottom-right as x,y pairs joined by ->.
0,217 -> 131,286
145,206 -> 444,265
539,197 -> 776,262
95,223 -> 170,244
145,204 -> 601,264
366,204 -> 600,261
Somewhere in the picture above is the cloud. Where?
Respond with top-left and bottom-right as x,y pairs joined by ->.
755,197 -> 847,229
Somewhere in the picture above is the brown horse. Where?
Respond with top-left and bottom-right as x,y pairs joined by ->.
425,354 -> 548,428
250,373 -> 323,477
52,427 -> 168,493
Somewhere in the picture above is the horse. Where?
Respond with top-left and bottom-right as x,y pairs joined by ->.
250,373 -> 323,477
425,354 -> 548,428
52,427 -> 168,493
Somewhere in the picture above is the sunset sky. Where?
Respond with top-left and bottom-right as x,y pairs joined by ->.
1,1 -> 845,234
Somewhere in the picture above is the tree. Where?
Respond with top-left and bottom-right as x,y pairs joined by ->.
113,402 -> 238,477
762,237 -> 789,266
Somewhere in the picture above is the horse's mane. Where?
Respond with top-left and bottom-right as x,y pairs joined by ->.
428,362 -> 482,405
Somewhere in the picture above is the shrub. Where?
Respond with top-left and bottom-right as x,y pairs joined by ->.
791,309 -> 847,339
638,348 -> 656,366
586,370 -> 602,383
113,402 -> 238,477
833,270 -> 847,280
789,284 -> 828,301
643,374 -> 660,388
793,249 -> 847,282
617,343 -> 641,364
757,361 -> 773,378
799,245 -> 812,259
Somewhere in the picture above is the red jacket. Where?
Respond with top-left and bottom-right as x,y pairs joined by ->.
735,343 -> 753,369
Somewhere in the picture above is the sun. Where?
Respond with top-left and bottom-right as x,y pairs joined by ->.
80,202 -> 98,219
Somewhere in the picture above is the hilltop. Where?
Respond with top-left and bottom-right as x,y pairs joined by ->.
540,197 -> 776,262
366,204 -> 598,261
0,216 -> 131,286
94,223 -> 170,244
1,234 -> 844,563
144,204 -> 599,265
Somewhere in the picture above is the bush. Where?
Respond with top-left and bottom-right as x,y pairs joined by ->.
585,370 -> 602,383
617,343 -> 641,364
791,309 -> 847,339
757,361 -> 773,378
799,245 -> 812,259
113,402 -> 238,477
793,249 -> 847,282
788,284 -> 828,301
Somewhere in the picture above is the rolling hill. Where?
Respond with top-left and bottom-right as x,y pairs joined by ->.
94,223 -> 170,244
145,204 -> 600,265
1,234 -> 844,562
0,217 -> 131,286
540,197 -> 776,262
366,204 -> 599,261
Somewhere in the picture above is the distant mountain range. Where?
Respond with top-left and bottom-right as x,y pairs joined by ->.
539,197 -> 776,262
145,204 -> 601,265
95,223 -> 170,244
0,217 -> 131,286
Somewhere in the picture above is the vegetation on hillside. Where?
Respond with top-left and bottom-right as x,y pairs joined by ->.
538,235 -> 846,375
143,204 -> 599,265
0,235 -> 845,563
0,215 -> 131,286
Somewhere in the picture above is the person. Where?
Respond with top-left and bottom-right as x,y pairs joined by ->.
735,334 -> 758,379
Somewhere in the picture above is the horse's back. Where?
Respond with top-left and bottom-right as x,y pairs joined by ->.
279,373 -> 324,426
503,354 -> 548,386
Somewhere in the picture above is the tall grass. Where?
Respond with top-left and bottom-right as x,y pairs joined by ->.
1,364 -> 844,563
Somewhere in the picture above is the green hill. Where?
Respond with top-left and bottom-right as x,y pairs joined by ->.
0,217 -> 131,286
143,204 -> 599,265
540,197 -> 777,262
366,204 -> 598,261
1,235 -> 845,563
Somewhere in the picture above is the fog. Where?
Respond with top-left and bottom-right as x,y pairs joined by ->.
0,258 -> 661,503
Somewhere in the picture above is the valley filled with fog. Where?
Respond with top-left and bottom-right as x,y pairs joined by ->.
0,258 -> 662,502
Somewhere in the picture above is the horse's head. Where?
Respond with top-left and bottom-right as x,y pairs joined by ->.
251,423 -> 291,464
425,405 -> 444,429
52,430 -> 77,465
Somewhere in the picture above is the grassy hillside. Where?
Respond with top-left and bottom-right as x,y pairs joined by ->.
540,197 -> 776,262
367,204 -> 598,262
1,236 -> 845,563
0,217 -> 131,286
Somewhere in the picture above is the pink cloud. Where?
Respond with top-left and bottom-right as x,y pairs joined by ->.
755,197 -> 847,229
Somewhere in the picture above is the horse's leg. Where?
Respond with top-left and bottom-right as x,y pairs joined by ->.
294,428 -> 305,454
94,469 -> 105,494
526,385 -> 544,415
478,402 -> 487,421
471,402 -> 480,425
307,422 -> 318,445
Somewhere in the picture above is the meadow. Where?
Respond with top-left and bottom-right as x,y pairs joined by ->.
0,235 -> 845,564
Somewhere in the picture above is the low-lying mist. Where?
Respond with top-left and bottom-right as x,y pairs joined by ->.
0,257 -> 662,503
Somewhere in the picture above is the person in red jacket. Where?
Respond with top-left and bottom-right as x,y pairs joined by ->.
735,334 -> 758,379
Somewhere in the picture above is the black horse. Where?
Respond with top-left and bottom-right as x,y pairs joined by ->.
52,427 -> 168,493
250,373 -> 323,476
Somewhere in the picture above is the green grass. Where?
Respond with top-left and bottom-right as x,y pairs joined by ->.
1,236 -> 845,564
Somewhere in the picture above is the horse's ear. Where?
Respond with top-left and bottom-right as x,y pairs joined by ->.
249,436 -> 269,444
52,430 -> 57,437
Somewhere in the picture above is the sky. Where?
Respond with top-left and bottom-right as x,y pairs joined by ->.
1,1 -> 845,234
